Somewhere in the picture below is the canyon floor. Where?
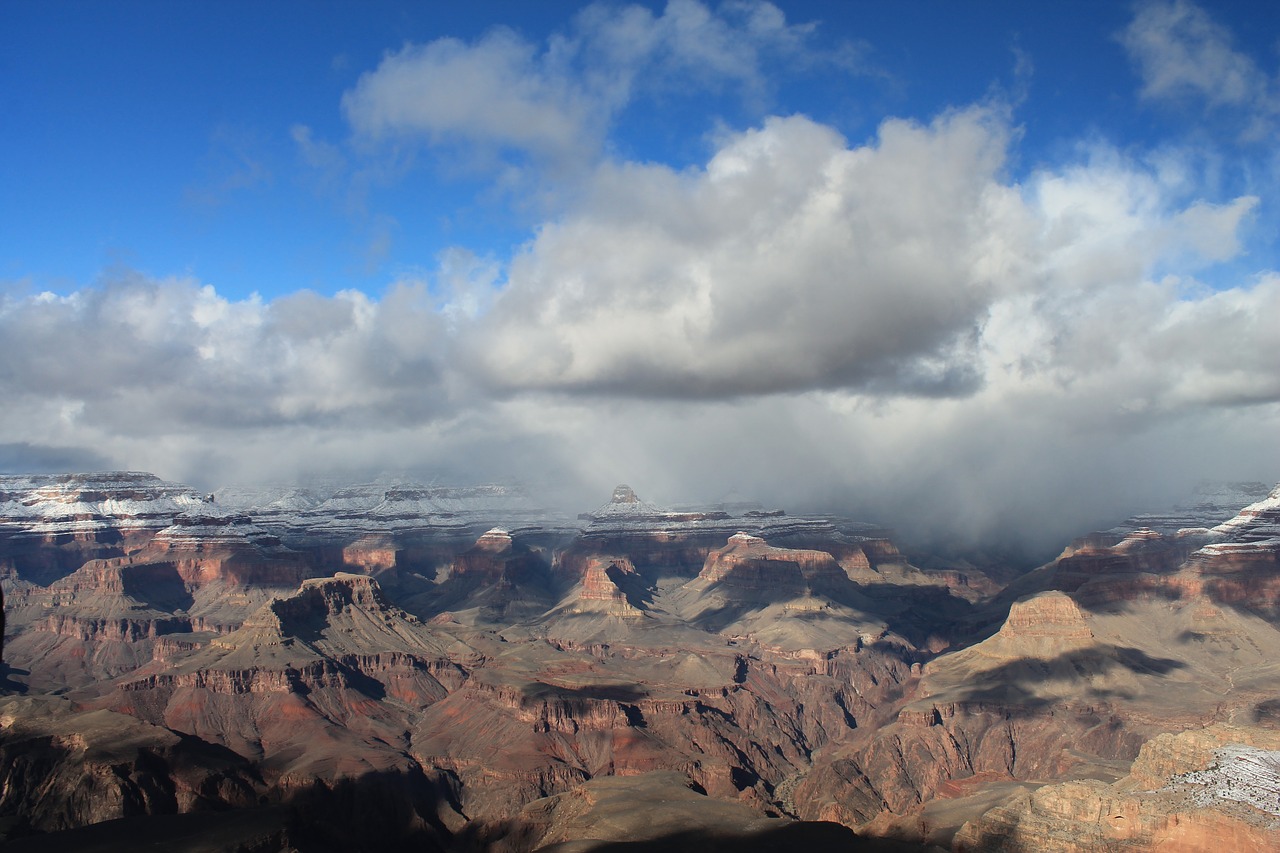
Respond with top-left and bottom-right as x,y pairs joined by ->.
2,475 -> 1279,852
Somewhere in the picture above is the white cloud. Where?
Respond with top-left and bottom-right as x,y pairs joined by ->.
1121,0 -> 1279,134
291,123 -> 348,194
0,272 -> 449,435
457,105 -> 1266,412
342,29 -> 598,163
340,1 -> 830,167
463,107 -> 1017,397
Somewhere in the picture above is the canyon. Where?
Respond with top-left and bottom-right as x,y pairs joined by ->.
1,474 -> 1278,851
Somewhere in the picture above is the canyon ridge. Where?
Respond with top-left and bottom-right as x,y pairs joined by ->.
1,473 -> 1278,852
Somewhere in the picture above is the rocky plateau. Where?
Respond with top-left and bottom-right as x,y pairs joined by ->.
1,474 -> 1279,851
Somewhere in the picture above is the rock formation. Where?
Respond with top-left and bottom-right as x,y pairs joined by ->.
954,724 -> 1280,852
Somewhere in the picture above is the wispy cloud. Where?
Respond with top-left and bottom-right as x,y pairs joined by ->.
1120,0 -> 1279,137
183,124 -> 274,209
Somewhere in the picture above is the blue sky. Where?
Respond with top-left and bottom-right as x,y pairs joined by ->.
6,0 -> 1276,298
2,1 -> 1279,547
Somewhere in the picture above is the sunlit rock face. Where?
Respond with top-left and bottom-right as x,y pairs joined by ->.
954,725 -> 1280,852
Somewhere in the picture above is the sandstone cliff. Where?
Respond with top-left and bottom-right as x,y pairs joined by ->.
954,724 -> 1280,852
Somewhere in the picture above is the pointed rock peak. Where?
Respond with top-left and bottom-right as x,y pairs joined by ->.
586,485 -> 665,520
728,532 -> 765,545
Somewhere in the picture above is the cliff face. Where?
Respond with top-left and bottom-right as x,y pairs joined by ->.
480,770 -> 861,853
2,521 -> 313,691
788,556 -> 1280,840
954,724 -> 1280,852
1015,489 -> 1280,619
554,485 -> 859,587
0,472 -> 206,586
449,528 -> 547,585
573,556 -> 645,617
697,532 -> 848,592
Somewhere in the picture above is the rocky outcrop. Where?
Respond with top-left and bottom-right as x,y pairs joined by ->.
450,528 -> 547,585
790,584 -> 1241,835
1,529 -> 313,690
1201,484 -> 1280,552
1126,723 -> 1280,789
1117,481 -> 1274,536
405,641 -> 917,823
0,695 -> 262,834
340,534 -> 400,574
1041,529 -> 1190,594
3,560 -> 196,689
697,533 -> 850,594
954,778 -> 1280,852
557,486 -> 858,586
985,591 -> 1094,654
0,472 -> 205,586
954,724 -> 1280,852
574,556 -> 645,617
1006,498 -> 1280,619
795,697 -> 1146,830
661,533 -> 892,655
262,481 -> 551,547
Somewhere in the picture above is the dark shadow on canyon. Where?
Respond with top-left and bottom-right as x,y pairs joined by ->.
521,681 -> 651,703
121,563 -> 196,613
1252,698 -> 1280,728
850,582 -> 980,650
0,758 -> 939,853
938,644 -> 1187,710
534,823 -> 934,852
0,665 -> 30,694
2,766 -> 460,853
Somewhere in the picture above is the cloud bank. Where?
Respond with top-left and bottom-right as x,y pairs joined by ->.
4,1 -> 1279,553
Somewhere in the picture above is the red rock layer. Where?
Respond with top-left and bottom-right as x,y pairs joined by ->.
698,532 -> 847,592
